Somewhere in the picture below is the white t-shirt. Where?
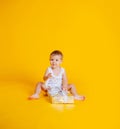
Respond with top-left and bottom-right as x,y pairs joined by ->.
45,67 -> 65,89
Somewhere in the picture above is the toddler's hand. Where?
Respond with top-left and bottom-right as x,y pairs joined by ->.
47,73 -> 52,79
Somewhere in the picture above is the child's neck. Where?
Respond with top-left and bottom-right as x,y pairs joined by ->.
51,66 -> 61,70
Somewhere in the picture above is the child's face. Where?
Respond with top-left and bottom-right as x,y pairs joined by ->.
50,55 -> 62,69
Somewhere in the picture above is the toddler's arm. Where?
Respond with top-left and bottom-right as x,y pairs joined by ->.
62,70 -> 68,90
43,69 -> 52,81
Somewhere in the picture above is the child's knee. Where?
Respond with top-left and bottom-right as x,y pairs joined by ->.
37,82 -> 43,86
37,82 -> 46,91
68,84 -> 75,89
69,84 -> 75,87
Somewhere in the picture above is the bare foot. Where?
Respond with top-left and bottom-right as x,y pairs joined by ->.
28,94 -> 39,100
74,95 -> 85,101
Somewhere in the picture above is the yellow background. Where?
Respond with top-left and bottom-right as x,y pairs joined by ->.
0,0 -> 120,129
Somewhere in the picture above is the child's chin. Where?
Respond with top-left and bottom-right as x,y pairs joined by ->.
51,66 -> 56,68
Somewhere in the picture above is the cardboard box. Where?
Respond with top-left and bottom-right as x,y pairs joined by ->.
49,94 -> 74,104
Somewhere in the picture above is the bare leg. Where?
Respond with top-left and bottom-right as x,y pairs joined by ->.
67,84 -> 85,101
28,82 -> 46,99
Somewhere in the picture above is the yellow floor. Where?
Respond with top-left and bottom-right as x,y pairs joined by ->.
0,77 -> 119,129
0,0 -> 120,129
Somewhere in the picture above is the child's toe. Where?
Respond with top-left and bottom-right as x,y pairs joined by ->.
28,94 -> 39,100
74,95 -> 85,101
